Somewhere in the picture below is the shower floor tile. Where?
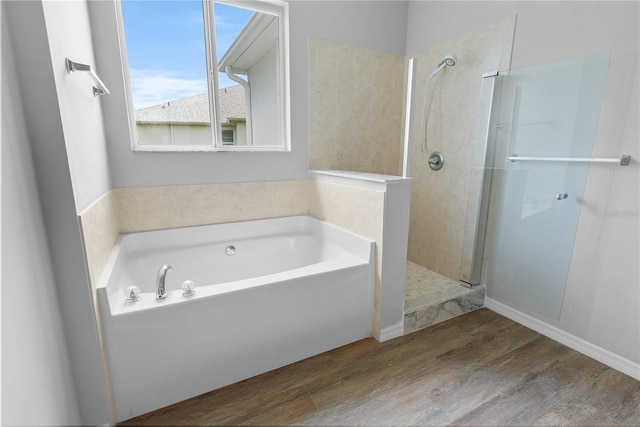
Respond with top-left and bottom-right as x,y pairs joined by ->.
404,261 -> 485,335
405,261 -> 473,313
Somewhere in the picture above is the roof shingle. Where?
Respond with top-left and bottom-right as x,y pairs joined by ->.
135,84 -> 246,124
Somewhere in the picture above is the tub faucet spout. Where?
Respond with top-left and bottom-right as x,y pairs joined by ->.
156,264 -> 172,299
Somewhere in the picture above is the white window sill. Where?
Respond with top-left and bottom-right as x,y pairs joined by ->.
132,145 -> 290,153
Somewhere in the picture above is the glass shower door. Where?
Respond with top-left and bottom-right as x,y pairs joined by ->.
484,52 -> 610,320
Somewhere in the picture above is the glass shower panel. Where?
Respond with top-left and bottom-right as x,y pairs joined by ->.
484,52 -> 610,320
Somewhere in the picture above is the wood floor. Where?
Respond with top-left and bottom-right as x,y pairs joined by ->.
120,309 -> 639,426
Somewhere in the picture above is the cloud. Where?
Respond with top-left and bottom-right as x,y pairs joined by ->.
130,69 -> 208,110
215,14 -> 241,31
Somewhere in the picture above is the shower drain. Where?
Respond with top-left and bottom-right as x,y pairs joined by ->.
225,245 -> 236,256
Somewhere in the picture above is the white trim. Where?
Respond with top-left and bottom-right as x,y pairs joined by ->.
378,322 -> 404,342
402,58 -> 416,178
114,0 -> 138,152
121,0 -> 290,152
132,145 -> 288,153
218,13 -> 277,72
310,169 -> 410,189
203,0 -> 222,147
485,297 -> 640,380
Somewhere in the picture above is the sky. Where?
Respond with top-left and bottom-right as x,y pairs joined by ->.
122,0 -> 252,110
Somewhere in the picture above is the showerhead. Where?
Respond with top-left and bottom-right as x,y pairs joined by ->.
430,54 -> 457,77
443,54 -> 457,67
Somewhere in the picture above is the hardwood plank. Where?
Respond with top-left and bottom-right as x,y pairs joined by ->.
574,367 -> 640,425
278,315 -> 537,418
426,335 -> 575,421
119,354 -> 336,426
290,382 -> 450,426
121,386 -> 316,426
299,315 -> 509,410
531,399 -> 617,426
449,351 -> 612,426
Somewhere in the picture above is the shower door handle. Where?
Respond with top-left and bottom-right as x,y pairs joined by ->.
555,192 -> 568,200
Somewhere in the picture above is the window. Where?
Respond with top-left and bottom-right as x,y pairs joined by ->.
118,0 -> 289,152
221,129 -> 235,144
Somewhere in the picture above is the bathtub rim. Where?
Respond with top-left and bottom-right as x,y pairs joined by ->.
97,215 -> 376,316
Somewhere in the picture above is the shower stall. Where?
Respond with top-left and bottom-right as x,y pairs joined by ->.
401,16 -> 518,332
305,19 -> 629,339
404,46 -> 493,333
405,48 -> 625,330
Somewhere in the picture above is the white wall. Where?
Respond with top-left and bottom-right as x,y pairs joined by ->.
5,1 -> 113,424
89,0 -> 408,188
1,3 -> 82,424
42,0 -> 112,212
573,72 -> 639,365
406,1 -> 639,366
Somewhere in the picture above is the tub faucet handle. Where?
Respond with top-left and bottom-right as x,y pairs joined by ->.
124,285 -> 141,303
182,280 -> 196,297
156,264 -> 172,299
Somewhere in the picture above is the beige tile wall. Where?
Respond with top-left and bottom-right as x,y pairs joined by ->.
114,180 -> 312,233
309,38 -> 406,176
78,191 -> 119,292
407,17 -> 516,280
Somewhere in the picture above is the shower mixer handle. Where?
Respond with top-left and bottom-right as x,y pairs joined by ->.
428,151 -> 445,171
555,192 -> 568,200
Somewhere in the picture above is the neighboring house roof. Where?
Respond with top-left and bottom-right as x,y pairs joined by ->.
218,85 -> 246,124
135,84 -> 245,125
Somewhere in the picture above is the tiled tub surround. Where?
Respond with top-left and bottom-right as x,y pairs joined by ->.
308,38 -> 406,176
114,181 -> 312,233
79,179 -> 378,289
407,17 -> 516,280
78,190 -> 120,295
79,174 -> 411,341
404,261 -> 485,334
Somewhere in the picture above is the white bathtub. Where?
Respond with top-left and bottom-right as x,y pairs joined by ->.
96,215 -> 374,421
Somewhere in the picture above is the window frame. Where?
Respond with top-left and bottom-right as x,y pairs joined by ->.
221,129 -> 235,145
117,0 -> 291,153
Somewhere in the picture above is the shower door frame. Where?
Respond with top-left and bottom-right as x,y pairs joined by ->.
457,71 -> 503,286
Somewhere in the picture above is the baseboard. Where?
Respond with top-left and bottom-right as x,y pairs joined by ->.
378,322 -> 404,342
485,297 -> 640,380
